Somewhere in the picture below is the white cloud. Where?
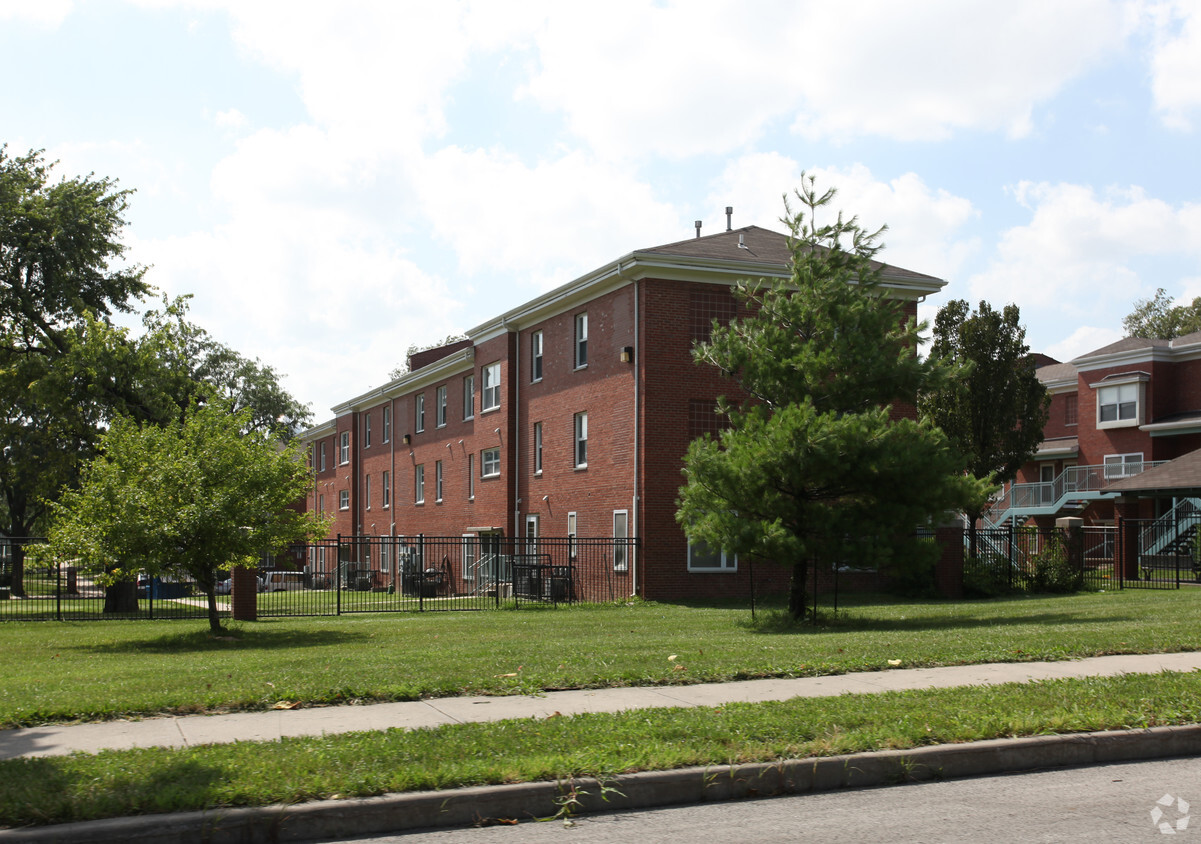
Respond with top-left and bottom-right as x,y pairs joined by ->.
520,0 -> 1130,156
0,0 -> 72,26
1046,325 -> 1124,362
706,157 -> 980,281
1147,0 -> 1201,130
213,108 -> 247,130
966,181 -> 1201,352
412,146 -> 682,283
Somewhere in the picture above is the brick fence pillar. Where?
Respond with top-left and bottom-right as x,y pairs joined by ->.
231,565 -> 258,621
1055,516 -> 1084,581
934,524 -> 964,599
1114,496 -> 1140,581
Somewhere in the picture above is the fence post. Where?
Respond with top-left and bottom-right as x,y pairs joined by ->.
934,523 -> 964,599
56,560 -> 62,622
1114,497 -> 1140,583
1055,516 -> 1084,587
231,565 -> 258,621
1006,521 -> 1015,591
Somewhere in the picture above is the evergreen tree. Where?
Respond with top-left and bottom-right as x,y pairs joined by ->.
677,176 -> 987,618
922,299 -> 1049,525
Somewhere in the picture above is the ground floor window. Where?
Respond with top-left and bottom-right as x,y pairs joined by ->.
687,540 -> 737,572
613,510 -> 628,571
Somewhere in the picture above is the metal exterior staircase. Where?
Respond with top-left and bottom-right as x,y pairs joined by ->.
980,460 -> 1166,529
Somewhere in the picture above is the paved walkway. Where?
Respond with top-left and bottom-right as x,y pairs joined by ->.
4,651 -> 1200,760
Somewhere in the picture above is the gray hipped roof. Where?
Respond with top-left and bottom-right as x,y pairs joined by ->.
1105,448 -> 1201,496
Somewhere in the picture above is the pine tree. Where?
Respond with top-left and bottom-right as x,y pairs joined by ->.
677,176 -> 987,618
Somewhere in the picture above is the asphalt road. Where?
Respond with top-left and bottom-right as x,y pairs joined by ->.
345,756 -> 1201,843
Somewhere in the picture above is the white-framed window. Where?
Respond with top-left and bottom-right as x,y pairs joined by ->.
415,464 -> 425,503
435,460 -> 444,502
320,442 -> 327,472
525,514 -> 539,558
415,393 -> 425,432
531,331 -> 543,381
613,510 -> 628,571
381,537 -> 391,574
339,432 -> 350,464
468,453 -> 475,499
567,512 -> 577,560
534,421 -> 543,474
339,490 -> 349,510
688,540 -> 737,572
463,374 -> 475,420
482,363 -> 501,411
382,470 -> 390,508
482,447 -> 500,478
1097,382 -> 1141,428
574,312 -> 588,368
318,493 -> 324,513
383,406 -> 391,443
1104,452 -> 1145,480
364,414 -> 372,448
365,474 -> 371,510
574,412 -> 588,468
436,385 -> 447,427
461,534 -> 476,582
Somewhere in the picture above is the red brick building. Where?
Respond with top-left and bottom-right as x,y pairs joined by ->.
992,331 -> 1201,528
299,225 -> 945,600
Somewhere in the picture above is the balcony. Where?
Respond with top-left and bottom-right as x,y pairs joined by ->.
982,460 -> 1167,527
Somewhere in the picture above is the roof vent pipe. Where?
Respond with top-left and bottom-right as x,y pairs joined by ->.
738,233 -> 748,249
694,220 -> 702,239
725,206 -> 733,231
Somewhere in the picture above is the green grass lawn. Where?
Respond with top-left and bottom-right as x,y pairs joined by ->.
4,671 -> 1201,828
3,589 -> 1201,728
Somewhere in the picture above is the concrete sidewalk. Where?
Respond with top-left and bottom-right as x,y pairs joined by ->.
4,651 -> 1200,760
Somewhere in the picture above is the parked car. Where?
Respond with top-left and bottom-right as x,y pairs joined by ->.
260,571 -> 306,592
214,578 -> 232,595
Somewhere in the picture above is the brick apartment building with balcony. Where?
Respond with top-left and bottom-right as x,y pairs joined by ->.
298,224 -> 945,601
989,331 -> 1201,529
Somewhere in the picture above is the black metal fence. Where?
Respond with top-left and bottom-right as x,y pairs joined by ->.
2,535 -> 639,622
964,522 -> 1193,595
259,535 -> 637,617
0,537 -> 214,622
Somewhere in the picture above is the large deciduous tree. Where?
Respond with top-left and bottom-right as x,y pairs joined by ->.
921,299 -> 1049,537
1,146 -> 149,594
677,176 -> 988,618
2,149 -> 312,600
42,401 -> 327,633
1122,288 -> 1201,340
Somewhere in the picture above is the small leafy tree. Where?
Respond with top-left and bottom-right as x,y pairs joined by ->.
677,176 -> 989,618
42,401 -> 328,632
1123,288 -> 1201,340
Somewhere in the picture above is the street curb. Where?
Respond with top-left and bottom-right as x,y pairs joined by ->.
5,724 -> 1201,842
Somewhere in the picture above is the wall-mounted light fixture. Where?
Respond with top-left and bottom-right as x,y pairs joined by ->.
402,434 -> 411,445
620,346 -> 634,363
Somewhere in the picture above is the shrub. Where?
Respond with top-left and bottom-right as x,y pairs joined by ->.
963,554 -> 1017,598
1026,532 -> 1083,594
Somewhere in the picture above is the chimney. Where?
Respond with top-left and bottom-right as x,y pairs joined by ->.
694,220 -> 702,239
725,206 -> 733,231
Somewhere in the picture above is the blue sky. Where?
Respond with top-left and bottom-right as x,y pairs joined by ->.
3,1 -> 1199,417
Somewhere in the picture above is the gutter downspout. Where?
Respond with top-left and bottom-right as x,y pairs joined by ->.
615,263 -> 638,597
389,395 -> 396,589
632,273 -> 640,597
505,318 -> 521,540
